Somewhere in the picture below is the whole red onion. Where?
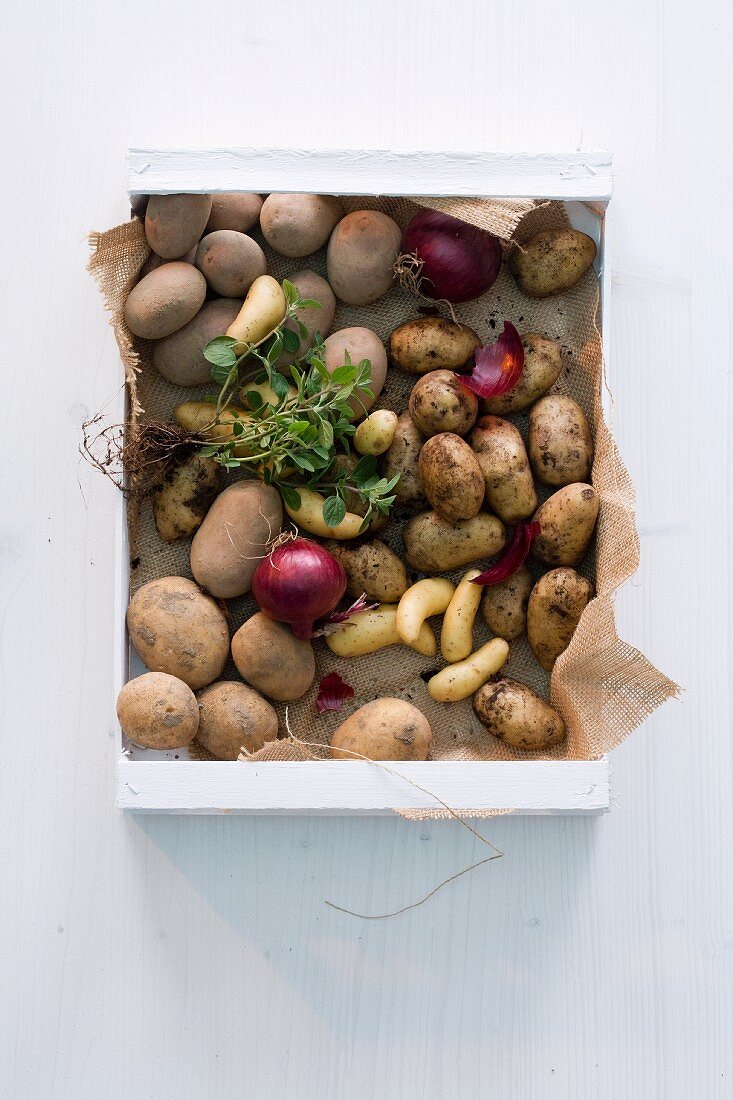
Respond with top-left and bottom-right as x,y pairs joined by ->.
401,210 -> 502,303
252,537 -> 347,639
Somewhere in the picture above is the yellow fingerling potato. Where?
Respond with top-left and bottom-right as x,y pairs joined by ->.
427,638 -> 509,703
173,401 -> 254,456
396,578 -> 456,646
440,569 -> 483,662
354,409 -> 399,455
226,275 -> 287,352
283,487 -> 365,540
326,604 -> 437,658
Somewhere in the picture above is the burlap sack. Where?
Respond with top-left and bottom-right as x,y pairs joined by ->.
88,194 -> 679,798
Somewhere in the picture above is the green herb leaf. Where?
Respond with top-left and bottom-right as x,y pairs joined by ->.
331,365 -> 357,385
291,453 -> 316,472
297,298 -> 322,310
203,335 -> 238,368
280,485 -> 301,510
282,279 -> 299,308
296,320 -> 310,339
245,389 -> 264,410
322,495 -> 347,527
281,327 -> 301,353
270,372 -> 290,400
352,455 -> 378,482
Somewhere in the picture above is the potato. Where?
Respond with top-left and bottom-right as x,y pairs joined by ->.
139,244 -> 197,280
173,402 -> 254,455
481,334 -> 562,415
152,297 -> 242,386
326,210 -> 402,305
532,483 -> 599,566
195,681 -> 278,759
325,540 -> 408,602
473,679 -> 566,750
326,604 -> 436,658
470,415 -> 538,523
428,638 -> 509,703
354,410 -> 398,456
126,576 -> 229,690
527,567 -> 593,671
145,194 -> 212,259
190,481 -> 283,598
226,275 -> 287,351
408,370 -> 478,437
283,487 -> 365,540
153,452 -> 222,542
231,612 -> 316,701
280,269 -> 336,365
330,698 -> 432,761
396,578 -> 455,647
195,230 -> 266,297
403,511 -> 506,573
382,413 -> 425,503
389,316 -> 481,374
480,564 -> 533,641
510,229 -> 597,299
528,395 -> 594,487
440,569 -> 482,662
322,327 -> 387,417
116,672 -> 199,750
260,193 -> 343,257
206,193 -> 263,233
124,262 -> 207,340
418,433 -> 485,522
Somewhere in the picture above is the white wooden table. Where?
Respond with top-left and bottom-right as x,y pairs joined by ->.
1,0 -> 730,1096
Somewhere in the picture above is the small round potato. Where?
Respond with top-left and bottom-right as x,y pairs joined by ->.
124,262 -> 207,340
231,612 -> 316,701
403,511 -> 506,573
191,481 -> 283,598
196,681 -> 279,759
324,540 -> 408,602
389,316 -> 481,374
354,409 -> 398,455
532,483 -> 599,566
145,194 -> 213,259
126,577 -> 229,690
330,698 -> 433,761
327,209 -> 402,305
418,433 -> 485,522
195,230 -> 267,297
323,327 -> 387,417
482,334 -> 563,415
480,564 -> 533,641
152,297 -> 243,386
528,395 -> 594,486
117,672 -> 199,750
510,229 -> 597,299
280,269 -> 336,365
260,193 -> 343,257
527,567 -> 594,671
384,412 -> 426,503
470,415 -> 538,523
473,679 -> 566,751
206,193 -> 263,233
408,370 -> 478,437
153,452 -> 222,542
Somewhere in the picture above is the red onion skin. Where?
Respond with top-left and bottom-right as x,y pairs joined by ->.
252,538 -> 347,640
402,210 -> 502,303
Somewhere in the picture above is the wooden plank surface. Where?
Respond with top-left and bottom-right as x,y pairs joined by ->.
0,0 -> 730,1096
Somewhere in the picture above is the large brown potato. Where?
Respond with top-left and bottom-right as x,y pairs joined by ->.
527,567 -> 593,671
196,681 -> 279,759
389,316 -> 481,374
473,679 -> 566,750
322,327 -> 387,416
418,433 -> 485,522
116,672 -> 199,750
326,210 -> 402,305
403,511 -> 506,573
190,481 -> 283,598
206,193 -> 263,233
510,229 -> 597,298
482,334 -> 563,415
124,262 -> 207,340
152,297 -> 242,386
330,698 -> 432,761
260,193 -> 343,257
145,194 -> 212,259
470,415 -> 538,522
126,577 -> 229,690
231,612 -> 315,701
325,539 -> 408,602
280,269 -> 336,365
383,412 -> 426,503
153,452 -> 222,542
195,230 -> 266,297
532,483 -> 599,566
480,564 -> 533,641
528,395 -> 594,486
408,370 -> 478,437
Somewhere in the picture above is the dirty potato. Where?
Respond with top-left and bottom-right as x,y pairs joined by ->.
480,564 -> 533,641
330,698 -> 433,761
383,412 -> 426,503
116,672 -> 199,750
418,433 -> 485,522
527,567 -> 594,671
532,483 -> 599,566
528,395 -> 594,487
153,452 -> 222,542
482,334 -> 563,415
470,415 -> 538,522
388,316 -> 481,374
195,681 -> 279,759
403,511 -> 506,573
510,229 -> 597,298
231,612 -> 315,701
408,370 -> 478,437
325,540 -> 408,603
473,679 -> 566,750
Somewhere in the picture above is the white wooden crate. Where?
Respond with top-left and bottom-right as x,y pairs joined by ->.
116,147 -> 612,815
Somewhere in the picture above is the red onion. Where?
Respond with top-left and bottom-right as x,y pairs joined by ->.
252,537 -> 347,639
401,210 -> 502,303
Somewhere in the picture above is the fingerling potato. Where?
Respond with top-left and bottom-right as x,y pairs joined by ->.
428,638 -> 509,702
440,569 -> 482,662
396,578 -> 455,645
326,604 -> 436,658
